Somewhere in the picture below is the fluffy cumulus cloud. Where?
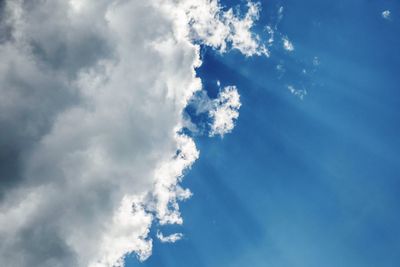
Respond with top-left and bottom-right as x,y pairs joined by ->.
0,0 -> 265,266
184,84 -> 241,137
209,86 -> 242,137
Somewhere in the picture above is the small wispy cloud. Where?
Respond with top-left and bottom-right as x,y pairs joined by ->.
156,231 -> 183,243
313,56 -> 320,66
282,36 -> 294,52
382,10 -> 391,20
288,85 -> 307,100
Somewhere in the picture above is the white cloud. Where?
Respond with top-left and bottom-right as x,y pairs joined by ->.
209,86 -> 242,137
0,0 -> 264,267
187,85 -> 242,137
313,56 -> 320,66
156,231 -> 184,243
278,6 -> 284,17
182,0 -> 269,56
282,36 -> 294,52
382,10 -> 391,20
265,25 -> 275,45
287,85 -> 307,100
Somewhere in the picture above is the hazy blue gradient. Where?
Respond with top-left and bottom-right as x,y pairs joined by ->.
127,0 -> 400,266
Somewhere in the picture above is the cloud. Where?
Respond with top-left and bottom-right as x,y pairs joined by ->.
156,231 -> 184,243
287,85 -> 307,100
0,0 -> 264,267
382,10 -> 391,20
209,86 -> 242,137
313,56 -> 320,66
265,25 -> 275,45
185,84 -> 242,137
282,36 -> 294,52
184,0 -> 269,56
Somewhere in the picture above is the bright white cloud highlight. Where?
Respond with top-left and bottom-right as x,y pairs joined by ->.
0,0 -> 264,267
382,10 -> 391,20
183,1 -> 269,56
186,85 -> 242,137
209,86 -> 242,137
282,36 -> 294,52
156,231 -> 184,243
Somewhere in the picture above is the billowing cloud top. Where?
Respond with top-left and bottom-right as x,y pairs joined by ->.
0,0 -> 265,266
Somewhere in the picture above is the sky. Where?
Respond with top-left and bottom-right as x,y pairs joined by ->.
0,0 -> 399,267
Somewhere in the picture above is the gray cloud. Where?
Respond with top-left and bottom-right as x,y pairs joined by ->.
0,1 -> 266,266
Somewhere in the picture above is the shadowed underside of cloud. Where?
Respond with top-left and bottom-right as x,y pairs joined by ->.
0,0 -> 266,266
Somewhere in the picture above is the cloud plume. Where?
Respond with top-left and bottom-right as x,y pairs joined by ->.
0,0 -> 265,266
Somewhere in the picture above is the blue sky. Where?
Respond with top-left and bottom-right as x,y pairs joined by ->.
128,0 -> 400,266
0,1 -> 399,266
